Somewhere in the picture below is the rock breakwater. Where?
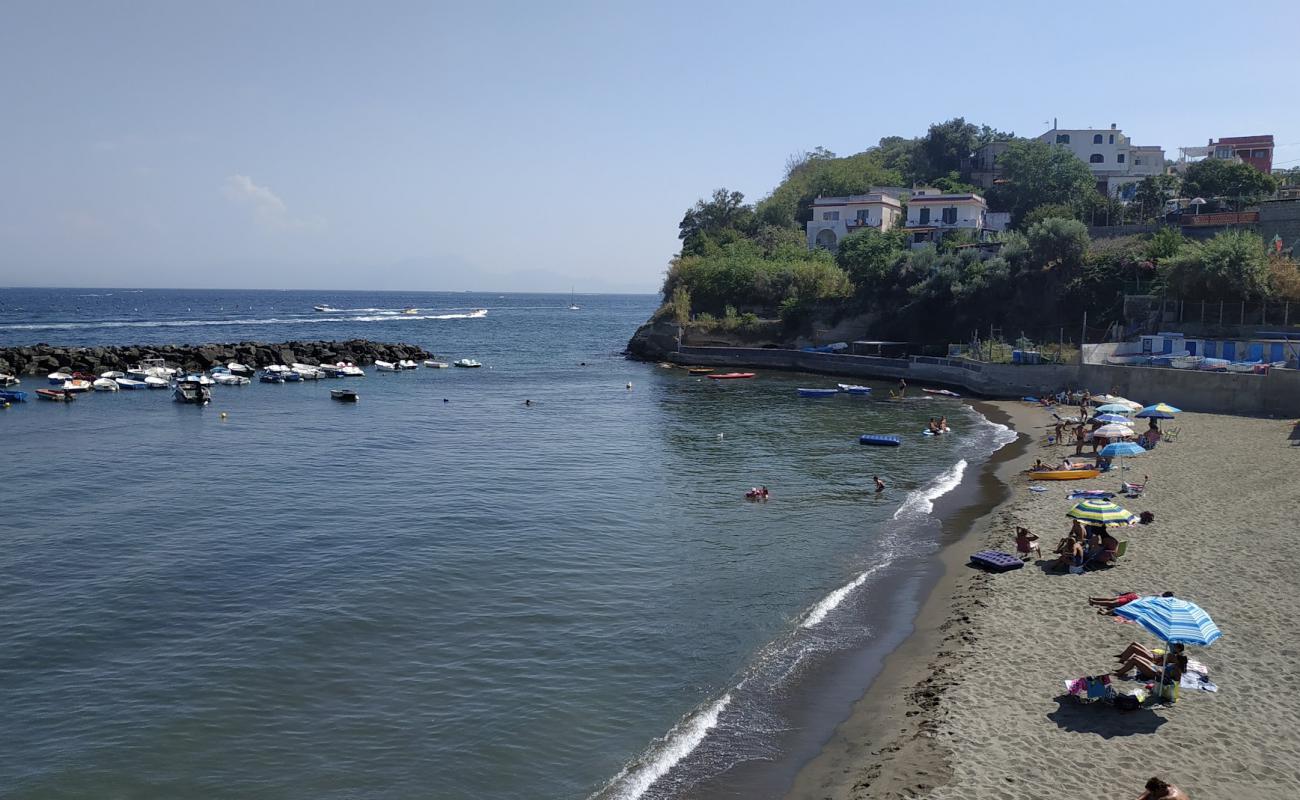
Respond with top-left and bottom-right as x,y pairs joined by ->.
0,340 -> 432,376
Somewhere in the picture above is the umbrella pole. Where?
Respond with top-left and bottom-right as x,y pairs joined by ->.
1156,642 -> 1169,705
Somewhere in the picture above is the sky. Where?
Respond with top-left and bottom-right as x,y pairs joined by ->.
1,0 -> 1298,293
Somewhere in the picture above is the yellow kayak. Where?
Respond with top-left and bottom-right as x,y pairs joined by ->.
1029,469 -> 1101,481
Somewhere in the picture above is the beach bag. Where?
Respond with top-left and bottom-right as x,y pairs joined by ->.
1140,511 -> 1155,525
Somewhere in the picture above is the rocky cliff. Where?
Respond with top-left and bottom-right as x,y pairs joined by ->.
0,340 -> 433,376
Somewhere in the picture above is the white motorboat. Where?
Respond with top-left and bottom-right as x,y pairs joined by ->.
423,360 -> 449,368
313,304 -> 336,312
227,362 -> 255,377
0,373 -> 19,386
127,358 -> 176,380
61,379 -> 93,393
173,377 -> 211,405
453,358 -> 482,368
291,363 -> 323,379
99,370 -> 125,379
1226,360 -> 1263,373
116,378 -> 146,389
92,378 -> 120,391
144,376 -> 169,389
211,372 -> 250,385
48,371 -> 73,385
397,359 -> 419,370
332,362 -> 365,377
375,360 -> 398,371
1170,355 -> 1204,369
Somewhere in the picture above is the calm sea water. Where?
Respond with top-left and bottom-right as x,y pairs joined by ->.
0,288 -> 1013,799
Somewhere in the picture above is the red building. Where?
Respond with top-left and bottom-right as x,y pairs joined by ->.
1208,135 -> 1274,173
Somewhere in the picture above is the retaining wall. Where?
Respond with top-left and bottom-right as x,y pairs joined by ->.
666,346 -> 1300,418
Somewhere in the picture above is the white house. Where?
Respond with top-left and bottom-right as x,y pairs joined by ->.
1038,123 -> 1166,198
903,189 -> 995,247
806,193 -> 903,251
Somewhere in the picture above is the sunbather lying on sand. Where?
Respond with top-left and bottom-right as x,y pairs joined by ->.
1114,649 -> 1187,681
1138,776 -> 1190,800
1088,592 -> 1139,610
1117,641 -> 1183,663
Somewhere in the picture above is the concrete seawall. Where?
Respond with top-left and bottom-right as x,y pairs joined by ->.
665,346 -> 1300,418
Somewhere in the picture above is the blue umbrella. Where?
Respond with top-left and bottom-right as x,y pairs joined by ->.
1100,441 -> 1145,458
1093,413 -> 1132,424
1115,596 -> 1221,701
1095,403 -> 1133,414
1136,403 -> 1180,419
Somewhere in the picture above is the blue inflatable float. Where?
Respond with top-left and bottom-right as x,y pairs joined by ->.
859,434 -> 901,447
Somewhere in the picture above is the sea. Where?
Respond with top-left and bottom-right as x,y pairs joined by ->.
0,288 -> 1016,799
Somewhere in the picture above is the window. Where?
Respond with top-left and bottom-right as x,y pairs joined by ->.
1117,153 -> 1126,163
856,209 -> 869,222
1134,156 -> 1143,166
1089,153 -> 1105,163
919,207 -> 931,224
822,211 -> 839,221
1253,149 -> 1269,158
1055,134 -> 1070,144
941,206 -> 957,224
1109,134 -> 1115,144
1093,134 -> 1103,144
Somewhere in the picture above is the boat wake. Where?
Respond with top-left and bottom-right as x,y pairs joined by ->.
0,309 -> 488,332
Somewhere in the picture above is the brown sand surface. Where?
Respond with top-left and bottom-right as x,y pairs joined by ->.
787,402 -> 1300,800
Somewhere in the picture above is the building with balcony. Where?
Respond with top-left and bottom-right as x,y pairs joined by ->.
805,193 -> 903,251
903,189 -> 1000,247
1208,135 -> 1274,173
1038,123 -> 1166,198
964,140 -> 1013,190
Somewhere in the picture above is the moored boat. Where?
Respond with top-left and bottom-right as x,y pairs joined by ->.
227,362 -> 254,377
453,358 -> 482,368
144,376 -> 169,389
397,359 -> 419,370
706,372 -> 755,380
99,370 -> 125,379
259,371 -> 285,384
375,360 -> 398,371
797,388 -> 839,397
330,388 -> 359,402
115,378 -> 146,390
92,378 -> 119,391
0,389 -> 28,402
335,362 -> 365,377
173,378 -> 211,404
837,383 -> 872,394
211,373 -> 250,385
36,388 -> 74,401
423,359 -> 449,368
48,371 -> 72,385
0,373 -> 19,387
61,379 -> 92,393
1226,360 -> 1262,373
1170,356 -> 1204,370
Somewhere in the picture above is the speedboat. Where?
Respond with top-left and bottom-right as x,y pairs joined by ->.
330,388 -> 359,402
100,370 -> 125,379
282,370 -> 301,382
92,378 -> 120,391
401,307 -> 418,315
259,372 -> 285,384
61,379 -> 92,393
36,388 -> 74,401
127,358 -> 176,380
375,360 -> 398,371
227,362 -> 254,377
144,376 -> 169,389
0,389 -> 29,402
48,371 -> 73,385
292,364 -> 322,380
318,364 -> 344,378
173,378 -> 211,405
398,359 -> 419,370
116,378 -> 146,390
212,373 -> 250,386
453,358 -> 482,368
0,373 -> 19,387
335,362 -> 365,377
313,304 -> 335,312
423,359 -> 449,368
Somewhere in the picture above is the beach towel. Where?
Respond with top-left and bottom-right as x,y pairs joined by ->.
1030,486 -> 1048,493
1181,672 -> 1218,692
1068,490 -> 1115,500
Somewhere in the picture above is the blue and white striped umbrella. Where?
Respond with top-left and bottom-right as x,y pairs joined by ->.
1100,441 -> 1145,457
1114,596 -> 1221,646
1093,413 -> 1132,424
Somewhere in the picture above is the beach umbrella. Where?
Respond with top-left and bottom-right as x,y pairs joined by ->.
1136,403 -> 1181,419
1066,498 -> 1138,527
1094,423 -> 1136,440
1114,596 -> 1221,702
1100,440 -> 1145,478
1093,413 -> 1132,424
1095,403 -> 1133,415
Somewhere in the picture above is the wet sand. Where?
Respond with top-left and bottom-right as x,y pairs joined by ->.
786,401 -> 1300,800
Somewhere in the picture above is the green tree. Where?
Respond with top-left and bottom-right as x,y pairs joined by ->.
1022,203 -> 1079,228
1181,160 -> 1278,208
670,285 -> 691,327
921,118 -> 980,178
986,139 -> 1096,227
1132,174 -> 1180,221
679,189 -> 754,256
1145,227 -> 1184,261
1160,230 -> 1270,299
1026,217 -> 1089,272
835,227 -> 908,292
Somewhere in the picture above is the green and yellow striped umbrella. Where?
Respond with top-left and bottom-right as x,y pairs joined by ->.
1066,498 -> 1138,527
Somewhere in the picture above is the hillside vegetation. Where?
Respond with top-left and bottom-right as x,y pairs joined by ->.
657,118 -> 1291,346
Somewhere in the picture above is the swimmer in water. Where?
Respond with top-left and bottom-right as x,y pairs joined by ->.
874,475 -> 885,492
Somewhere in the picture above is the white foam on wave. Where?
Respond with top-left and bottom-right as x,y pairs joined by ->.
800,562 -> 890,629
892,458 -> 967,520
595,693 -> 732,800
0,309 -> 487,331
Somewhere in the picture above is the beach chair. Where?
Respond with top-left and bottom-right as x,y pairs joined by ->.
1122,476 -> 1148,497
1163,426 -> 1181,443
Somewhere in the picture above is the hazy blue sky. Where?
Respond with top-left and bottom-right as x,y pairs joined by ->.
2,0 -> 1297,292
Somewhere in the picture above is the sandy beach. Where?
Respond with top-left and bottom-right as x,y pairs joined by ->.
787,400 -> 1300,800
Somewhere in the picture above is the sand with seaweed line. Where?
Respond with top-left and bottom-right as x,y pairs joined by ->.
787,402 -> 1300,800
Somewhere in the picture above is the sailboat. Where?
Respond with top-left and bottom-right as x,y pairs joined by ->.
568,287 -> 580,311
